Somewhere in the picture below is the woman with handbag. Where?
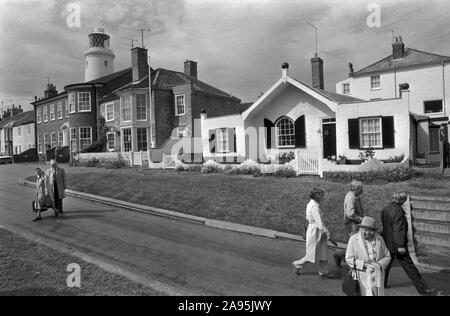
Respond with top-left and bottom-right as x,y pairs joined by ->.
345,216 -> 391,296
292,187 -> 334,279
33,167 -> 56,222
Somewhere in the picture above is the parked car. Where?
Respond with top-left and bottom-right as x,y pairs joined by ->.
0,156 -> 13,165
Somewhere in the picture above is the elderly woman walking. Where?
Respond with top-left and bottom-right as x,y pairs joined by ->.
292,187 -> 334,278
33,167 -> 57,221
345,216 -> 391,296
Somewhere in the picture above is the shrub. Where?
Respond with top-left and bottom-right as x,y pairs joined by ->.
201,160 -> 223,174
84,158 -> 101,168
358,147 -> 376,162
176,164 -> 202,172
273,165 -> 297,178
383,154 -> 405,163
324,167 -> 424,183
104,158 -> 129,169
80,137 -> 107,153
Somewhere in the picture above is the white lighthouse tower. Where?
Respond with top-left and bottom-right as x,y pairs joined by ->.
84,27 -> 115,82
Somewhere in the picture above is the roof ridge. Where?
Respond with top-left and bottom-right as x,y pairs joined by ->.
407,47 -> 450,59
354,54 -> 392,74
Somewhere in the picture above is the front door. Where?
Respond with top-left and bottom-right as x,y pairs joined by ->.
323,122 -> 336,159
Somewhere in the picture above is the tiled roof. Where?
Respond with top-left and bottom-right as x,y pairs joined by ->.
353,48 -> 450,76
239,102 -> 254,112
84,68 -> 132,84
0,110 -> 35,128
115,68 -> 239,100
12,110 -> 35,126
291,77 -> 364,104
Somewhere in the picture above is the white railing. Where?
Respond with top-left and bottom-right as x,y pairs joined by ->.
295,149 -> 323,177
163,154 -> 178,169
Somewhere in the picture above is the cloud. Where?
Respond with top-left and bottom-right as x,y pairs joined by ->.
2,0 -> 450,110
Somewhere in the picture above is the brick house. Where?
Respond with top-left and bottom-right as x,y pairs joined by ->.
98,47 -> 242,159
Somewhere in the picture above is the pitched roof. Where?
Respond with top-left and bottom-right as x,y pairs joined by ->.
84,67 -> 132,84
353,48 -> 450,76
0,110 -> 35,128
115,68 -> 240,101
12,110 -> 35,126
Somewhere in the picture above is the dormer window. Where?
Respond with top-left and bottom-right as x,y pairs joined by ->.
343,83 -> 350,94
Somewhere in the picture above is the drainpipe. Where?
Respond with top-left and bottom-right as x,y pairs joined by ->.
442,58 -> 446,117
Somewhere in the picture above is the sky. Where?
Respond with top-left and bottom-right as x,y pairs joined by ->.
1,0 -> 450,112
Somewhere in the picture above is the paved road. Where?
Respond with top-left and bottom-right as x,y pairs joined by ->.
0,163 -> 448,296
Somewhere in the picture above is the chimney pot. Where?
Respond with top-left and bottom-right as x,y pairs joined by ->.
311,56 -> 324,90
184,60 -> 198,79
131,47 -> 149,82
392,36 -> 405,60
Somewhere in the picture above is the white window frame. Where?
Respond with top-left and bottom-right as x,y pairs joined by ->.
105,102 -> 115,122
27,125 -> 31,135
18,127 -> 21,137
217,128 -> 230,153
122,128 -> 132,152
359,117 -> 383,149
38,134 -> 43,154
58,131 -> 64,148
43,106 -> 48,122
57,102 -> 63,119
121,96 -> 132,122
77,92 -> 91,112
136,128 -> 148,152
68,93 -> 76,113
370,75 -> 381,90
44,133 -> 49,148
106,132 -> 115,151
79,126 -> 92,151
70,128 -> 77,152
275,117 -> 296,148
136,94 -> 147,121
37,108 -> 42,124
175,94 -> 186,116
424,100 -> 444,115
50,104 -> 56,121
65,100 -> 70,118
51,132 -> 56,148
342,83 -> 350,94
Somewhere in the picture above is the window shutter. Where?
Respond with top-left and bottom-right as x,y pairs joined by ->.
382,116 -> 395,148
227,128 -> 236,153
348,119 -> 360,149
209,130 -> 216,153
295,115 -> 306,148
264,119 -> 274,149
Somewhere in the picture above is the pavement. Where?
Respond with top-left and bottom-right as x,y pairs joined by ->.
1,163 -> 449,296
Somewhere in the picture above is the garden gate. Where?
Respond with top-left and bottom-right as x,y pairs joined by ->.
295,149 -> 323,177
163,154 -> 178,169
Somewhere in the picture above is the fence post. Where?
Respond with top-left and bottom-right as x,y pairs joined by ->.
140,151 -> 143,166
318,150 -> 324,178
129,152 -> 133,167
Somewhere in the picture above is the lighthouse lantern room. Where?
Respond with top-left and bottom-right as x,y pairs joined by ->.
84,27 -> 115,82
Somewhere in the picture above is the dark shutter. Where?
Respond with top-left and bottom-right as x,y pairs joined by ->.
264,119 -> 274,149
382,116 -> 395,148
295,115 -> 306,148
348,119 -> 360,149
209,130 -> 216,153
228,128 -> 236,153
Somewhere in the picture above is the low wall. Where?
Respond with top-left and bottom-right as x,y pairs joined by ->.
77,152 -> 130,163
322,157 -> 410,172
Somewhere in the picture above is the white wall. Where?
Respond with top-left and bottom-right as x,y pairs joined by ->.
336,64 -> 450,118
248,84 -> 334,159
201,113 -> 246,157
336,97 -> 410,160
13,123 -> 35,154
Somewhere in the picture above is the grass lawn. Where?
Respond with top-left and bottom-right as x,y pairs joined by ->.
0,228 -> 164,296
26,167 -> 450,242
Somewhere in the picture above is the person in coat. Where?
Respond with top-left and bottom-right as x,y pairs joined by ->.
345,216 -> 391,296
33,167 -> 56,221
292,187 -> 334,278
334,180 -> 365,268
47,159 -> 67,214
381,192 -> 436,296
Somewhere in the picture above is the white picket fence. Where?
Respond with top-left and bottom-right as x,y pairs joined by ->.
163,154 -> 178,169
295,149 -> 323,177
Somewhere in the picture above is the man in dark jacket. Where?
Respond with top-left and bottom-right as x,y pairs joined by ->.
381,192 -> 436,296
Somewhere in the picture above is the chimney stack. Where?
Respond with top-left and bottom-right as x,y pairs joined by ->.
281,62 -> 289,82
44,84 -> 58,99
131,47 -> 149,82
184,60 -> 198,79
311,56 -> 324,90
392,36 -> 405,60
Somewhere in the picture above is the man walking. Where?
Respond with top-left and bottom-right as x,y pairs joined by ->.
47,159 -> 67,215
381,192 -> 436,296
334,180 -> 364,268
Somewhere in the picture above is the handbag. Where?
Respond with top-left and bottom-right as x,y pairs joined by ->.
342,259 -> 360,296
